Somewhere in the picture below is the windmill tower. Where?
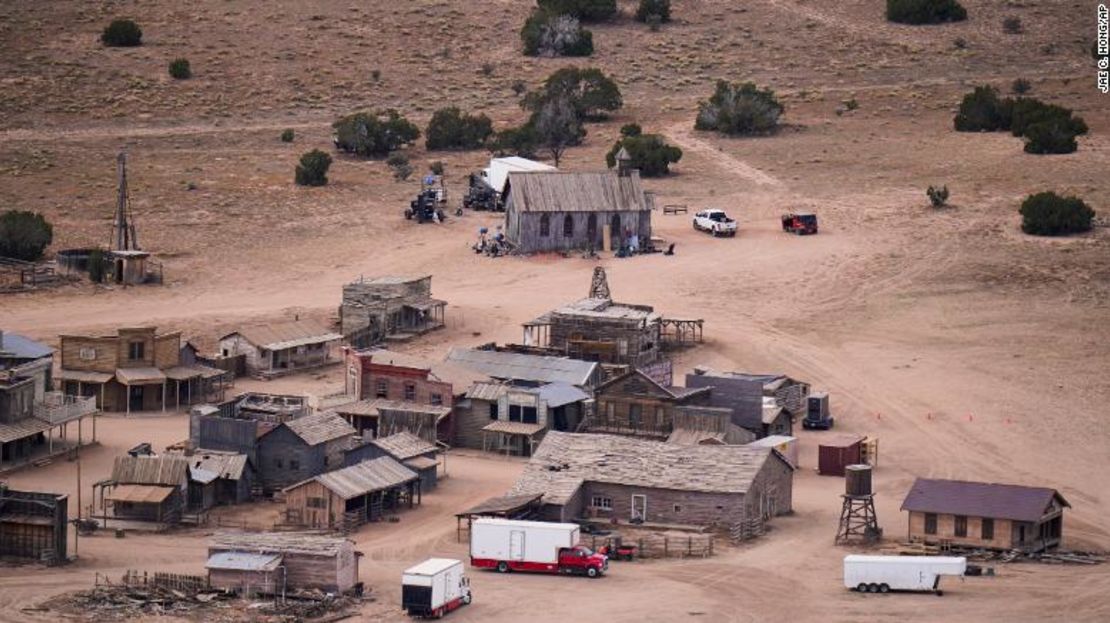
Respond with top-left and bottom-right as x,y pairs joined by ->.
588,266 -> 611,300
109,152 -> 140,252
835,464 -> 882,544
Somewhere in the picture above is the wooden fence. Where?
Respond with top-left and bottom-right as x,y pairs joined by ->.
586,532 -> 714,559
111,569 -> 209,593
730,517 -> 766,542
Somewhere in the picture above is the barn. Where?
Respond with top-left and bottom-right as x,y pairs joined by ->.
507,432 -> 794,530
282,456 -> 420,530
503,170 -> 653,254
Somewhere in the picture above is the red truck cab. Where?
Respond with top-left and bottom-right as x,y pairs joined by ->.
557,546 -> 608,578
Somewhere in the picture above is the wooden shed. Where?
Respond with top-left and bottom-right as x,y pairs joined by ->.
206,551 -> 283,596
218,320 -> 342,379
282,456 -> 419,530
209,532 -> 361,594
345,431 -> 440,491
0,487 -> 68,564
255,411 -> 358,493
817,435 -> 864,476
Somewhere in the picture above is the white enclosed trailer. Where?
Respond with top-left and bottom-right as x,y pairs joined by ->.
844,555 -> 966,595
471,518 -> 593,573
402,558 -> 471,618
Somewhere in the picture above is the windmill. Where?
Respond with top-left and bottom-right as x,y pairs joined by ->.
109,152 -> 140,252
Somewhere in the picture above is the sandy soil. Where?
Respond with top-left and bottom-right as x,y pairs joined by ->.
2,0 -> 1109,621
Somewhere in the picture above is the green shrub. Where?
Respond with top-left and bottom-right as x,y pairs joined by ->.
886,0 -> 966,25
606,133 -> 683,177
1023,119 -> 1080,154
695,81 -> 784,136
280,129 -> 295,142
1011,78 -> 1032,95
532,94 -> 585,167
333,110 -> 420,158
1019,192 -> 1094,235
636,0 -> 671,23
1001,16 -> 1023,34
522,9 -> 594,57
524,67 -> 622,121
953,85 -> 1008,132
102,19 -> 143,47
1008,98 -> 1086,139
491,125 -> 540,159
387,152 -> 413,181
926,185 -> 949,208
537,0 -> 617,22
294,150 -> 332,186
0,210 -> 53,261
168,58 -> 191,79
425,107 -> 494,150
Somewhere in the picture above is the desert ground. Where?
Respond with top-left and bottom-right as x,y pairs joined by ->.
1,0 -> 1109,621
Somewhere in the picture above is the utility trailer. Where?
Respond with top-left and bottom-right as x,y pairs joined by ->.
470,518 -> 608,577
803,392 -> 834,430
844,555 -> 967,595
402,558 -> 471,618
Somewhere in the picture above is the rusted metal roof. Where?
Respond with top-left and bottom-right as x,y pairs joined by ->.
482,421 -> 546,436
115,367 -> 166,384
222,320 -> 342,351
281,411 -> 356,446
505,171 -> 649,213
111,455 -> 189,486
292,456 -> 417,500
370,431 -> 436,460
106,484 -> 176,504
901,478 -> 1070,523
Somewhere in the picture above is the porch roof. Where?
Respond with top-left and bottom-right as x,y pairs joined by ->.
115,367 -> 166,384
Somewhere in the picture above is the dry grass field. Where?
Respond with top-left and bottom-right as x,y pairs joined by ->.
1,1 -> 1109,621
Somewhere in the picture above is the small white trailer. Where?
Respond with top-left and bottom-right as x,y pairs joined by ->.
402,558 -> 471,618
844,555 -> 966,595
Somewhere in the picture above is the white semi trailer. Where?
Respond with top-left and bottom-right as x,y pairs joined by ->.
843,555 -> 967,595
402,558 -> 471,618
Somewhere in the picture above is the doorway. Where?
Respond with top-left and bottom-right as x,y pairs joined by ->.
128,385 -> 144,412
631,494 -> 647,523
509,530 -> 525,560
610,214 -> 622,250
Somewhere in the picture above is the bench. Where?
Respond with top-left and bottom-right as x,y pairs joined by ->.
662,204 -> 688,215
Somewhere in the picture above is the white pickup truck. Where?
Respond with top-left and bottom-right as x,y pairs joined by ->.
693,209 -> 737,237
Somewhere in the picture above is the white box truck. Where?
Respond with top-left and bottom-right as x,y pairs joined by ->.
470,518 -> 608,577
402,558 -> 471,618
844,555 -> 967,595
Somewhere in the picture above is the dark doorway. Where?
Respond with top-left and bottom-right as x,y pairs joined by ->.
610,214 -> 621,250
587,214 -> 597,245
129,385 -> 144,411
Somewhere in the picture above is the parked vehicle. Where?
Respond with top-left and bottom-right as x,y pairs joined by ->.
781,212 -> 818,235
802,391 -> 835,430
693,209 -> 737,237
844,555 -> 967,595
470,518 -> 608,578
402,558 -> 471,618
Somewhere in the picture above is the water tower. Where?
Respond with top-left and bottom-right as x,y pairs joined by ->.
835,464 -> 882,544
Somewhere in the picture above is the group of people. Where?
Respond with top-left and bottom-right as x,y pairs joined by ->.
473,226 -> 508,257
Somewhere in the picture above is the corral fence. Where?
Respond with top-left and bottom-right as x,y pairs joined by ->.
730,517 -> 766,542
103,570 -> 210,593
586,532 -> 715,559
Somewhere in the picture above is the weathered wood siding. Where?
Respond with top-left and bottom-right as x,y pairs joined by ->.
190,414 -> 261,463
582,483 -> 746,528
257,427 -> 326,492
507,209 -> 652,254
208,568 -> 277,595
154,334 -> 181,368
283,479 -> 342,528
453,399 -> 495,449
60,336 -> 119,372
208,542 -> 358,593
743,452 -> 794,519
548,313 -> 660,367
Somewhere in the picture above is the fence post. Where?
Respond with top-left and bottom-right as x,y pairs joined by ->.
688,537 -> 692,557
663,537 -> 668,558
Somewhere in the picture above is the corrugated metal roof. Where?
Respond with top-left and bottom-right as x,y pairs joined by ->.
106,484 -> 176,504
222,320 -> 341,351
371,431 -> 436,460
482,421 -> 545,436
901,478 -> 1070,523
0,332 -> 53,360
115,367 -> 166,384
445,348 -> 597,386
466,381 -> 509,402
185,451 -> 250,481
299,456 -> 418,499
281,411 -> 356,446
365,349 -> 490,389
210,531 -> 350,557
506,171 -> 648,213
537,382 -> 590,408
112,455 -> 189,486
206,551 -> 283,572
509,432 -> 781,505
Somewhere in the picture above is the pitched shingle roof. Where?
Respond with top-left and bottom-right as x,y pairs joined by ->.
280,411 -> 356,446
900,478 -> 1070,523
506,171 -> 648,213
370,431 -> 436,460
508,431 -> 787,505
290,456 -> 417,499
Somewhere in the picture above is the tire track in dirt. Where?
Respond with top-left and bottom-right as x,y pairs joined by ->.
665,121 -> 785,189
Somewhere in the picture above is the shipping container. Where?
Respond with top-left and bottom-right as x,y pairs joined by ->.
818,435 -> 864,476
843,555 -> 966,594
402,558 -> 470,618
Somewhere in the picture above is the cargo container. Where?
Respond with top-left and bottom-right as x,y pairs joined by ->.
843,555 -> 966,595
470,518 -> 608,577
402,558 -> 471,618
818,435 -> 864,476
